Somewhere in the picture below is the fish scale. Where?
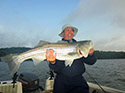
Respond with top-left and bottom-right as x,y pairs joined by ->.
1,40 -> 94,74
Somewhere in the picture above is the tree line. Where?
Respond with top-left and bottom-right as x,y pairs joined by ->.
0,47 -> 125,59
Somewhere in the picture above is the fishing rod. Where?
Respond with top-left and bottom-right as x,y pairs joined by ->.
46,60 -> 107,93
85,71 -> 107,93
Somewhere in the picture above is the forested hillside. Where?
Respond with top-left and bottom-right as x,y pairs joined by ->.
0,47 -> 125,59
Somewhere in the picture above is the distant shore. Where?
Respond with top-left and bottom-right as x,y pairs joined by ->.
0,47 -> 125,59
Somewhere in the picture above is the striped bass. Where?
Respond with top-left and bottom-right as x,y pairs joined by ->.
1,40 -> 94,74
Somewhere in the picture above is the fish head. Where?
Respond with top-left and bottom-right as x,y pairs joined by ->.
77,40 -> 94,57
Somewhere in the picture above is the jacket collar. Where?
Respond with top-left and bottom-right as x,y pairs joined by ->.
62,38 -> 77,43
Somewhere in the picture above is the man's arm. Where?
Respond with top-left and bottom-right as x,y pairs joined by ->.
83,48 -> 97,65
46,49 -> 64,73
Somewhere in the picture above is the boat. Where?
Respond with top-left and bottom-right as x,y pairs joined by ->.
44,77 -> 125,93
0,72 -> 125,93
0,80 -> 22,93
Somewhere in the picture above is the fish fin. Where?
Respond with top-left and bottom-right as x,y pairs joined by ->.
83,52 -> 89,58
32,59 -> 42,65
34,40 -> 50,48
32,56 -> 45,65
65,60 -> 74,67
1,54 -> 21,74
57,40 -> 68,43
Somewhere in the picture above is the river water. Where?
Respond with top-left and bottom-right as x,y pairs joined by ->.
0,59 -> 125,91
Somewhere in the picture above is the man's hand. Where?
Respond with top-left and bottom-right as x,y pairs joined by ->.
89,48 -> 95,56
46,49 -> 56,64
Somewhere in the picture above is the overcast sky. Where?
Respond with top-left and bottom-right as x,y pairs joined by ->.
0,0 -> 125,51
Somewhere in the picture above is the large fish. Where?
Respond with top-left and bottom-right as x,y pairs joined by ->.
1,40 -> 94,74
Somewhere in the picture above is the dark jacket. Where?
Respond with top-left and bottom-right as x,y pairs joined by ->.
49,38 -> 97,93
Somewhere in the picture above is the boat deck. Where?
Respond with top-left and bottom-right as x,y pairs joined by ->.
0,80 -> 125,93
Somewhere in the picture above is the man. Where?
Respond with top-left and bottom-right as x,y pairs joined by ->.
46,24 -> 97,93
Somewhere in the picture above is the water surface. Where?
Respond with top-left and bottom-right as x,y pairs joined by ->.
0,59 -> 125,91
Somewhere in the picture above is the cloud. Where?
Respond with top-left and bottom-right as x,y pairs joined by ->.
62,0 -> 125,51
0,25 -> 4,31
0,24 -> 60,48
95,35 -> 125,51
63,0 -> 125,29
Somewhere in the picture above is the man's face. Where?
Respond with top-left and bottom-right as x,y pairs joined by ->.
62,28 -> 74,40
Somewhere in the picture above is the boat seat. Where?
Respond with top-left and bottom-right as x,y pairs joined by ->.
0,81 -> 22,93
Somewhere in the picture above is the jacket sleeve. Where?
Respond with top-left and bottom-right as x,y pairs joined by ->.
49,59 -> 65,74
82,53 -> 97,65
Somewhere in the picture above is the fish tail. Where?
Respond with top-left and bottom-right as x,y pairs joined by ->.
1,54 -> 21,74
